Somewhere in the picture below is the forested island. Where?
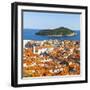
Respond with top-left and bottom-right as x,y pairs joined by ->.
36,27 -> 76,37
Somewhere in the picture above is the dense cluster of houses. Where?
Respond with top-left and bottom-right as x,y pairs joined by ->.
23,40 -> 80,77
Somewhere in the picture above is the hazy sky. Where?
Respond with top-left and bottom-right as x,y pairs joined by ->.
23,11 -> 80,30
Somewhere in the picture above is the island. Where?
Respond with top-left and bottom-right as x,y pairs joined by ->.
36,27 -> 76,37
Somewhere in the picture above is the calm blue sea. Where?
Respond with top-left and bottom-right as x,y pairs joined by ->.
23,29 -> 80,41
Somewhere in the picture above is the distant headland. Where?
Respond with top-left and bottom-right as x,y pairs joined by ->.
35,27 -> 76,37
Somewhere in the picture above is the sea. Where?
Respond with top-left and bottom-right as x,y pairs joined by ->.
23,29 -> 80,41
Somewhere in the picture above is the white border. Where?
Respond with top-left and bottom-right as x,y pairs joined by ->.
17,5 -> 86,84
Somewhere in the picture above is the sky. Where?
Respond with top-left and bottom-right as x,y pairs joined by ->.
23,11 -> 80,30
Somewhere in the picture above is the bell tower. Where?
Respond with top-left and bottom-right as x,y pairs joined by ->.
33,45 -> 36,54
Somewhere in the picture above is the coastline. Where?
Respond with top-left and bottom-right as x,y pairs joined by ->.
47,32 -> 76,37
